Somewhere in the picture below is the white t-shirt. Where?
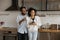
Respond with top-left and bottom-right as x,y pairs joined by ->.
26,16 -> 42,32
16,14 -> 27,34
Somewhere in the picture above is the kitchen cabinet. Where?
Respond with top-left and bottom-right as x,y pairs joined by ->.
0,27 -> 17,40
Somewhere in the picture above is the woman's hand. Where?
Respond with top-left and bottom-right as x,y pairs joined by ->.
29,22 -> 33,25
32,22 -> 36,25
29,22 -> 36,25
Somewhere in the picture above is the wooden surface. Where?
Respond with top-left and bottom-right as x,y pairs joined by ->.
0,27 -> 17,34
39,29 -> 60,33
0,27 -> 60,33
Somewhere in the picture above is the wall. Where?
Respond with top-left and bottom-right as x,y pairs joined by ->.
0,0 -> 11,11
38,11 -> 60,24
0,11 -> 60,28
0,0 -> 60,28
0,0 -> 21,11
0,11 -> 19,28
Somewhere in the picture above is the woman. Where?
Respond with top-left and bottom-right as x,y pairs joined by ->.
26,8 -> 42,40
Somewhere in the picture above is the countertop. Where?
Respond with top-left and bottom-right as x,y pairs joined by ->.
39,29 -> 60,33
0,27 -> 60,33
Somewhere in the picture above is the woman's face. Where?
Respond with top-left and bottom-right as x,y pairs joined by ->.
30,10 -> 35,16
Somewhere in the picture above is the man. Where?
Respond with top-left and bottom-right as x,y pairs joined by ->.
16,7 -> 28,40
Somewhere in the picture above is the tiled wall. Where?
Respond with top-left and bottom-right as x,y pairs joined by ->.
0,11 -> 19,27
0,11 -> 60,28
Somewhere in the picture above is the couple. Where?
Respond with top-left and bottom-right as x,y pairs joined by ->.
16,7 -> 42,40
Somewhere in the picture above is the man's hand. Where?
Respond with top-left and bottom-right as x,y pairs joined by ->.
22,17 -> 26,21
19,17 -> 26,25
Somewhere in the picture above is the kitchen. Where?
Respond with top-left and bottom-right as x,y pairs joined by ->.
0,0 -> 60,40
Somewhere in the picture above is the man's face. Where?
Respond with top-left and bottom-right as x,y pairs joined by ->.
21,8 -> 26,15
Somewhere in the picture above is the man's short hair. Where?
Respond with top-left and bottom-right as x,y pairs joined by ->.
20,7 -> 26,11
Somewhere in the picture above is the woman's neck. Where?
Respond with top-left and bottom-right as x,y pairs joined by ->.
31,16 -> 35,19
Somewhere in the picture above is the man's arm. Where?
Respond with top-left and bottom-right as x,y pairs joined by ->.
19,18 -> 26,25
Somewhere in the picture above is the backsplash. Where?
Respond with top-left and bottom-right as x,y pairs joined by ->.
0,11 -> 19,28
0,11 -> 60,28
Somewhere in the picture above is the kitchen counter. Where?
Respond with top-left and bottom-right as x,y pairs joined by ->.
0,27 -> 17,34
38,29 -> 60,40
0,27 -> 17,40
0,27 -> 60,33
39,29 -> 60,33
0,27 -> 60,40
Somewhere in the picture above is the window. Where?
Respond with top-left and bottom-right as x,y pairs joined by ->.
22,0 -> 60,11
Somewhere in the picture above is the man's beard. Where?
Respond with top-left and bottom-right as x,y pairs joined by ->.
21,13 -> 26,15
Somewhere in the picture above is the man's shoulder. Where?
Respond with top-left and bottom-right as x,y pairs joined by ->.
18,14 -> 22,16
26,16 -> 30,20
17,14 -> 22,19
